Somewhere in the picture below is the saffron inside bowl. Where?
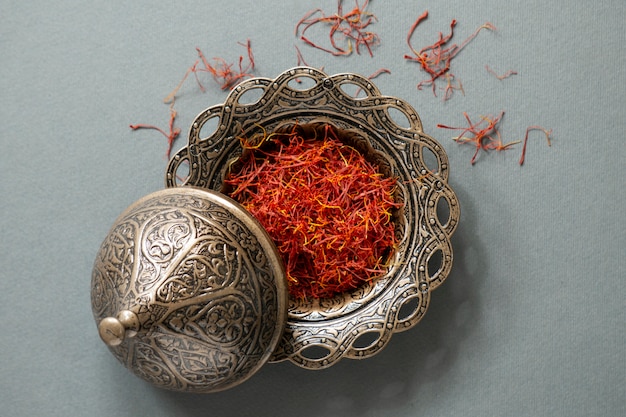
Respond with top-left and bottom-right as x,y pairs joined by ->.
224,122 -> 402,300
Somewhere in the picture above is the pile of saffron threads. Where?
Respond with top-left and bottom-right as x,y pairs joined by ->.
225,124 -> 402,300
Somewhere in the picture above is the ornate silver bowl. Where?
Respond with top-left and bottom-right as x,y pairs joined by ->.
165,67 -> 460,370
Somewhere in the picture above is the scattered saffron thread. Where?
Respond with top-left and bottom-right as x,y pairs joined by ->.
295,44 -> 312,67
437,111 -> 512,164
519,126 -> 552,165
164,39 -> 255,103
225,123 -> 402,300
294,45 -> 326,84
404,10 -> 495,100
353,68 -> 391,97
485,65 -> 518,80
176,160 -> 190,183
437,112 -> 552,165
133,40 -> 254,156
129,102 -> 181,159
367,68 -> 391,80
295,0 -> 380,57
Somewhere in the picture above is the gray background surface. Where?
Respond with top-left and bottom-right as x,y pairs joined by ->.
1,1 -> 624,416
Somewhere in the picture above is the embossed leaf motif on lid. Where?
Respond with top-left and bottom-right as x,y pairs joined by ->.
91,187 -> 288,393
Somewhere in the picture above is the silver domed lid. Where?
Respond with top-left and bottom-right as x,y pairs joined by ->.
91,187 -> 288,393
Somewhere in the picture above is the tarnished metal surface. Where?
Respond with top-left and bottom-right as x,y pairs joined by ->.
91,187 -> 288,392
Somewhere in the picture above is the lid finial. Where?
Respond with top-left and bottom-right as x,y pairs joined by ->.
98,310 -> 139,347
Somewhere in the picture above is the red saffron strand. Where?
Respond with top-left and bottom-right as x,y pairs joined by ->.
367,68 -> 391,79
438,113 -> 552,165
443,72 -> 464,101
353,68 -> 391,97
404,11 -> 495,100
295,0 -> 380,57
485,65 -> 518,80
225,124 -> 401,300
293,44 -> 326,83
519,126 -> 552,165
437,111 -> 511,164
405,10 -> 429,56
164,39 -> 255,103
129,102 -> 181,159
295,44 -> 311,67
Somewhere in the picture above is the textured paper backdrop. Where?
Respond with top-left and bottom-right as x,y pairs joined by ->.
1,1 -> 624,416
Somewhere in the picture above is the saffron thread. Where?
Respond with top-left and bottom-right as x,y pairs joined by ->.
485,65 -> 518,80
164,39 -> 255,104
519,126 -> 552,165
129,102 -> 181,159
437,111 -> 510,164
295,0 -> 380,57
404,10 -> 495,100
353,68 -> 391,97
438,112 -> 552,165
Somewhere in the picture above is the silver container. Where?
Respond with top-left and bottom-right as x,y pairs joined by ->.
91,67 -> 460,392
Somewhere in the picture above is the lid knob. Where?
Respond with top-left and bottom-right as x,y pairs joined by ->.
98,310 -> 140,346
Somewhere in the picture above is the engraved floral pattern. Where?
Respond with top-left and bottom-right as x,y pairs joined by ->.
91,188 -> 287,392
